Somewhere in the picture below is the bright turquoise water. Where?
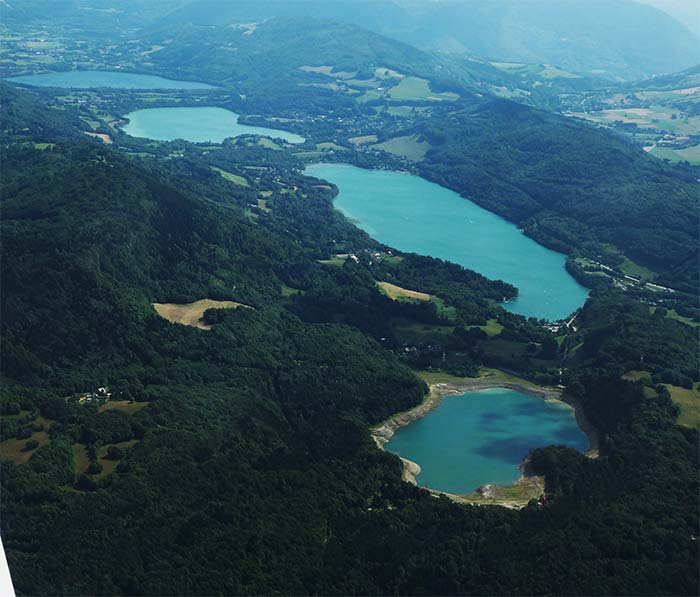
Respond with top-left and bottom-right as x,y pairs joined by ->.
305,163 -> 588,321
387,389 -> 588,494
122,107 -> 305,144
7,70 -> 214,89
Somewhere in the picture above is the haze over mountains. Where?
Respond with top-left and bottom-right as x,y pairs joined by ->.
3,0 -> 698,79
637,0 -> 700,36
153,0 -> 700,79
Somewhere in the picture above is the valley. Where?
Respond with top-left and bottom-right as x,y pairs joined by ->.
0,3 -> 698,596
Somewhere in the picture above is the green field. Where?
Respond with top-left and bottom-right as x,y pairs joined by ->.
373,135 -> 430,160
650,144 -> 700,165
665,383 -> 700,428
317,256 -> 347,267
491,61 -> 579,80
575,107 -> 700,137
388,77 -> 457,102
665,309 -> 700,327
467,319 -> 504,337
316,142 -> 347,151
258,138 -> 281,150
388,77 -> 432,101
622,370 -> 652,382
649,307 -> 699,328
357,89 -> 384,103
280,285 -> 302,297
211,166 -> 249,186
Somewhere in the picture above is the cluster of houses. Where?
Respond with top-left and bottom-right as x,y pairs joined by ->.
78,386 -> 111,405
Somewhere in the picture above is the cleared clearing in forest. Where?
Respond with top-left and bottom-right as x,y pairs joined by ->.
153,299 -> 250,330
377,281 -> 431,302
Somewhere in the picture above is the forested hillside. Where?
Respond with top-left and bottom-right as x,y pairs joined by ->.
414,99 -> 699,292
1,80 -> 698,596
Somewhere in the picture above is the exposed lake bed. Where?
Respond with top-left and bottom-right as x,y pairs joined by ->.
372,375 -> 596,507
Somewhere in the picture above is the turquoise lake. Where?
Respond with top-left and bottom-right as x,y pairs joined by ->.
387,389 -> 588,494
7,70 -> 214,89
122,107 -> 305,144
305,163 -> 588,321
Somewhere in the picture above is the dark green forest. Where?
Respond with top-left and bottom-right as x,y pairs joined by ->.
1,79 -> 698,596
413,100 -> 699,293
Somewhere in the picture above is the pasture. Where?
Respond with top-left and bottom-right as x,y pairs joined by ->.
622,370 -> 652,382
390,76 -> 459,101
373,135 -> 430,160
0,430 -> 50,464
153,299 -> 249,330
98,400 -> 149,414
467,319 -> 504,337
665,383 -> 700,429
650,144 -> 700,165
211,166 -> 249,186
73,439 -> 139,480
299,65 -> 356,79
377,281 -> 431,302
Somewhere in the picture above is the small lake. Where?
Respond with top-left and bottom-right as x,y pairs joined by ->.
305,163 -> 588,320
387,388 -> 588,494
7,70 -> 215,89
122,107 -> 305,144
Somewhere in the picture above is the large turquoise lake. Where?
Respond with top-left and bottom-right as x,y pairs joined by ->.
122,107 -> 305,144
7,70 -> 214,89
387,389 -> 588,494
305,163 -> 588,320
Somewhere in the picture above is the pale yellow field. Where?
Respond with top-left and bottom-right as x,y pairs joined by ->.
153,299 -> 249,330
0,430 -> 50,464
349,135 -> 378,145
83,131 -> 113,144
377,281 -> 431,302
98,400 -> 149,414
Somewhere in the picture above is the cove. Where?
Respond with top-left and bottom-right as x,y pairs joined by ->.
386,388 -> 588,495
7,70 -> 214,89
305,163 -> 588,320
122,107 -> 305,144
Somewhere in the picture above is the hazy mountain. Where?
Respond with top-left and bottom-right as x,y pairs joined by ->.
635,0 -> 700,37
150,0 -> 699,79
3,0 -> 696,78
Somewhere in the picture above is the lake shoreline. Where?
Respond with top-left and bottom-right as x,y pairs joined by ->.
304,163 -> 589,320
371,375 -> 599,508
